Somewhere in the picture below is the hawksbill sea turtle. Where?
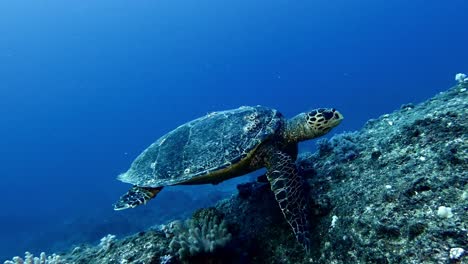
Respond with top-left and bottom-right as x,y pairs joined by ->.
114,106 -> 343,252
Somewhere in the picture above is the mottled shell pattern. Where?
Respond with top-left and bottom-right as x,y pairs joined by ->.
118,106 -> 283,187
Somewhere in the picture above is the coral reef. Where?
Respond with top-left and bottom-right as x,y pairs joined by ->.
455,72 -> 468,84
168,210 -> 232,260
167,209 -> 233,263
3,252 -> 62,264
3,82 -> 467,263
299,84 -> 467,263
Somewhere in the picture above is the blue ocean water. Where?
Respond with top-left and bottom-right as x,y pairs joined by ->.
0,0 -> 467,259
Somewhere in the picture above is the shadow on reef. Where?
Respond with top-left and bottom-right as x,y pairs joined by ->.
4,83 -> 467,263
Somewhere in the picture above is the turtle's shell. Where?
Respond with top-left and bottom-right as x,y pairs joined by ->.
118,106 -> 283,187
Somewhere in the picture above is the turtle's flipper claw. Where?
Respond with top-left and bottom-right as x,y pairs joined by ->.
114,186 -> 163,211
114,203 -> 131,211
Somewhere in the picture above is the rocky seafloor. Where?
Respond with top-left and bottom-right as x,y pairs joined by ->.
5,81 -> 467,264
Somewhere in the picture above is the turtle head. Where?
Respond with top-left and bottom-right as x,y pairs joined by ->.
285,108 -> 343,143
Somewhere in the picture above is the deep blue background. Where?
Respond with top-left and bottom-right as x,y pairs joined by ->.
1,0 -> 467,258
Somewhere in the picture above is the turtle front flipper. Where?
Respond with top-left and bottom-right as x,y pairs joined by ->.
114,186 -> 163,210
264,146 -> 311,253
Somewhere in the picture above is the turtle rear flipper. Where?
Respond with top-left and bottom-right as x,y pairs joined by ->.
114,186 -> 163,210
264,146 -> 311,254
